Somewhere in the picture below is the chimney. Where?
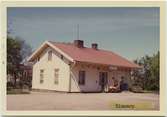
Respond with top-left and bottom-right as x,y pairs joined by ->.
92,43 -> 98,50
74,40 -> 84,48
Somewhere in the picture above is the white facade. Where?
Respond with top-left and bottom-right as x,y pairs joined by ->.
32,47 -> 131,92
32,47 -> 70,92
70,64 -> 131,92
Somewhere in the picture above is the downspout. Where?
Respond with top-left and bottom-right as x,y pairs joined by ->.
69,61 -> 76,92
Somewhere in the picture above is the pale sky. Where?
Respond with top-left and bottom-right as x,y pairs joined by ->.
7,7 -> 159,61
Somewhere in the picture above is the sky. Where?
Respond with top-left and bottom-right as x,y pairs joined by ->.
7,7 -> 159,61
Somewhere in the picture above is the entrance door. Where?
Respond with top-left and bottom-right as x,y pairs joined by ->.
99,72 -> 108,92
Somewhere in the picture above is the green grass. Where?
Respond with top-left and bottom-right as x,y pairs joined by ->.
7,89 -> 30,94
142,90 -> 159,94
109,100 -> 155,110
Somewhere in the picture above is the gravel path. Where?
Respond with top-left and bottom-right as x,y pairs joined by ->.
7,91 -> 159,110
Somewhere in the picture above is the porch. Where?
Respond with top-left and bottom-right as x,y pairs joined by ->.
70,62 -> 135,92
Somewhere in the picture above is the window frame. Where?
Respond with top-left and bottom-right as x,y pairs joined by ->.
60,54 -> 64,60
37,57 -> 40,61
54,68 -> 59,84
40,69 -> 44,84
78,70 -> 86,85
48,50 -> 52,61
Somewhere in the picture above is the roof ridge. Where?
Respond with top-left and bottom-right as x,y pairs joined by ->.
48,41 -> 74,45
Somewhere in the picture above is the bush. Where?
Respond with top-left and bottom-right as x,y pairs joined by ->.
131,85 -> 143,93
7,88 -> 30,94
7,82 -> 14,91
146,84 -> 159,91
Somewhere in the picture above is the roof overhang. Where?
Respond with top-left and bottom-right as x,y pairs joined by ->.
75,61 -> 141,69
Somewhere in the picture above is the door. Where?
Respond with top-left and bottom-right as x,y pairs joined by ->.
99,72 -> 108,92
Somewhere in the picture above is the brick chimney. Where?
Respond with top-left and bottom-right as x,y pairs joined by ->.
92,43 -> 98,50
74,40 -> 84,48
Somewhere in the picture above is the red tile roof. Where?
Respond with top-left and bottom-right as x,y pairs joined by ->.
49,41 -> 140,68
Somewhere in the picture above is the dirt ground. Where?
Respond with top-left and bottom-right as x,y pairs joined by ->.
7,91 -> 159,110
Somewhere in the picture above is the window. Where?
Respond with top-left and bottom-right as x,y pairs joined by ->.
60,55 -> 64,60
54,68 -> 59,84
78,71 -> 85,85
37,57 -> 40,62
48,51 -> 52,61
40,69 -> 44,83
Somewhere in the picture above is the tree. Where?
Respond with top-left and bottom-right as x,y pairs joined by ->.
149,51 -> 159,90
7,36 -> 22,86
7,36 -> 32,87
133,51 -> 159,91
7,21 -> 32,88
15,37 -> 32,60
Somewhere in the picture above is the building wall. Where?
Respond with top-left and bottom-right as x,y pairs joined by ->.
32,47 -> 70,92
32,47 -> 132,92
70,64 -> 131,92
70,64 -> 101,92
